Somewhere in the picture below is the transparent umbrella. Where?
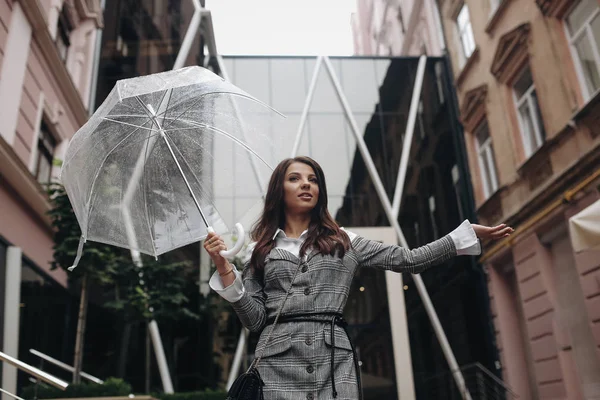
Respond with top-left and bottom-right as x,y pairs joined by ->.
61,66 -> 282,270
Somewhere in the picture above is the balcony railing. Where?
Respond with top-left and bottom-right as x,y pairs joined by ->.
419,362 -> 518,400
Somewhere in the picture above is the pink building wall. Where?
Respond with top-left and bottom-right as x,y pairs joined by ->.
487,189 -> 600,399
0,0 -> 102,286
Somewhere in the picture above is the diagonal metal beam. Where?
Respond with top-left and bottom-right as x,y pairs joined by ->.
391,55 -> 427,219
173,0 -> 204,70
291,56 -> 323,157
322,56 -> 472,400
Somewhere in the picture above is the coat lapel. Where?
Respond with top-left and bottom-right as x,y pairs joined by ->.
266,247 -> 300,264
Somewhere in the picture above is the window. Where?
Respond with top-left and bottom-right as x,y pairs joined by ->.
428,196 -> 439,239
397,8 -> 406,33
475,121 -> 499,198
456,4 -> 476,60
417,101 -> 426,140
56,6 -> 72,62
451,165 -> 465,220
434,62 -> 446,105
513,68 -> 545,157
565,0 -> 600,100
33,121 -> 57,184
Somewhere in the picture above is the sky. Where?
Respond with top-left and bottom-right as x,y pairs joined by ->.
207,0 -> 357,56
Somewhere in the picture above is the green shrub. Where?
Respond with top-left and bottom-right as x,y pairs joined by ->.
20,377 -> 226,400
21,377 -> 131,399
154,389 -> 227,400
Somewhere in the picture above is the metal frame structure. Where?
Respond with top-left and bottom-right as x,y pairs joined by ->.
174,3 -> 471,398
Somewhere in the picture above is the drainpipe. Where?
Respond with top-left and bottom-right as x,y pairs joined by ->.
87,0 -> 106,115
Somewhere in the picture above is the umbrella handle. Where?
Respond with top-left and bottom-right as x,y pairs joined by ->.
207,223 -> 245,260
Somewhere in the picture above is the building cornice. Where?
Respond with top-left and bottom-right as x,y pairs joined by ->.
485,0 -> 512,34
480,143 -> 600,263
490,23 -> 531,83
73,0 -> 103,28
535,0 -> 575,18
460,84 -> 488,131
456,47 -> 480,88
0,135 -> 52,228
18,0 -> 89,128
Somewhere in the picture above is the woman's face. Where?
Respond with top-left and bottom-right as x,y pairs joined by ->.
283,162 -> 319,214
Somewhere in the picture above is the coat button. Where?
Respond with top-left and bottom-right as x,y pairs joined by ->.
306,394 -> 314,400
304,287 -> 310,295
305,338 -> 313,346
301,265 -> 308,273
306,365 -> 314,374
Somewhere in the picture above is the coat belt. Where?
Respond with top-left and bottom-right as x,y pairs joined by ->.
265,312 -> 363,400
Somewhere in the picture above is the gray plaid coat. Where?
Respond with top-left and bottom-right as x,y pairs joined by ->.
231,234 -> 457,400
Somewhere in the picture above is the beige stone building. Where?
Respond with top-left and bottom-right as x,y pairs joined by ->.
437,0 -> 600,398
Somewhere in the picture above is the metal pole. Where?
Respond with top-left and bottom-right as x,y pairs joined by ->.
2,247 -> 22,400
87,0 -> 107,114
29,349 -> 104,384
120,126 -> 174,393
291,56 -> 323,157
148,320 -> 174,393
216,56 -> 269,388
391,55 -> 427,218
322,56 -> 472,400
0,352 -> 68,390
173,0 -> 204,70
226,328 -> 249,390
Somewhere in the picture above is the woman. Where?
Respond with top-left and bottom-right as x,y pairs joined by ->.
205,156 -> 512,400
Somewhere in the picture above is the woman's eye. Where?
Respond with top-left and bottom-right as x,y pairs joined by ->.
309,178 -> 318,183
289,176 -> 298,181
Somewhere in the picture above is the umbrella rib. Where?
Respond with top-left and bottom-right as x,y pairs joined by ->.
136,97 -> 209,233
131,95 -> 167,258
84,120 -> 155,232
162,118 -> 273,169
141,128 -> 158,258
105,114 -> 151,118
162,135 -> 195,239
102,118 -> 160,133
159,91 -> 283,130
161,130 -> 213,227
160,88 -> 174,128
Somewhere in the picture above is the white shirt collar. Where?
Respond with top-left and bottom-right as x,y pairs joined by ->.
272,228 -> 309,241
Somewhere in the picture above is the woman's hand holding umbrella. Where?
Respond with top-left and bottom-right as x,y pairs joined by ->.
204,232 -> 236,286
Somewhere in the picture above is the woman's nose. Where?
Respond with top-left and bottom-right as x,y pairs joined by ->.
300,180 -> 310,189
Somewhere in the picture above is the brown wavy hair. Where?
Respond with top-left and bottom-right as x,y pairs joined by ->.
249,156 -> 350,270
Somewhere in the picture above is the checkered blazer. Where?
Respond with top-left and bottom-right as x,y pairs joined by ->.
231,234 -> 457,400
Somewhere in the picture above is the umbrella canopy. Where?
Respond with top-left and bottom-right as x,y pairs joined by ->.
61,66 -> 282,264
569,198 -> 600,253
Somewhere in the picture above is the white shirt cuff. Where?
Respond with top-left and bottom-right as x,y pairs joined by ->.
448,219 -> 481,256
209,266 -> 245,302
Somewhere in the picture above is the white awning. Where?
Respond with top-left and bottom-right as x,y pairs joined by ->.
569,199 -> 600,253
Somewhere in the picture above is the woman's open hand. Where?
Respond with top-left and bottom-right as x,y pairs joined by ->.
472,223 -> 514,241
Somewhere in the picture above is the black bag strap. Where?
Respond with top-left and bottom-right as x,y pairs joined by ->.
251,258 -> 304,369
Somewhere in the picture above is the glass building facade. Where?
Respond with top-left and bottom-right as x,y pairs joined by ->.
87,3 -> 499,398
